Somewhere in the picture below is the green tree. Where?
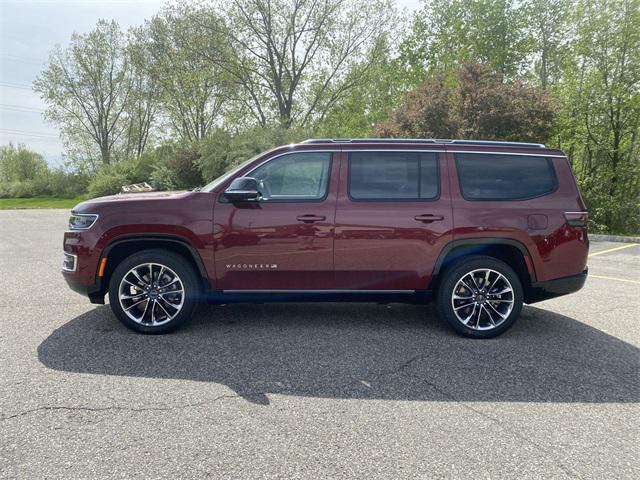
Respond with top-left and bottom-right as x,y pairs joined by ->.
400,0 -> 529,83
0,144 -> 49,182
522,0 -> 572,90
194,0 -> 397,128
34,20 -> 132,165
376,62 -> 555,143
134,7 -> 228,142
554,0 -> 640,233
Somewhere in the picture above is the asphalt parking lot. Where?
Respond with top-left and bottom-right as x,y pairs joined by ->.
0,210 -> 638,479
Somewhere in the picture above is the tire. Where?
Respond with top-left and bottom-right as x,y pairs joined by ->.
436,255 -> 523,339
108,249 -> 200,334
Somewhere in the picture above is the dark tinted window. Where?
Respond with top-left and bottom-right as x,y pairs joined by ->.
349,152 -> 439,200
456,153 -> 557,200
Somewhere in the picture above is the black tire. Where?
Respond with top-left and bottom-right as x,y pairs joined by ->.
436,255 -> 523,339
108,249 -> 200,334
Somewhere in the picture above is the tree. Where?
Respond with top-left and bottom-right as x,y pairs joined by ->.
134,7 -> 228,142
376,62 -> 555,143
400,0 -> 529,84
522,0 -> 572,90
318,35 -> 406,137
34,20 -> 132,165
193,0 -> 396,128
0,144 -> 49,182
554,0 -> 640,233
124,38 -> 162,158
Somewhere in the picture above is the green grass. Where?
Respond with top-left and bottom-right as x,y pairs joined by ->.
0,196 -> 88,210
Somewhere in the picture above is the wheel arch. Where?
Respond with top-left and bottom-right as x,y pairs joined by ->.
97,235 -> 210,299
430,238 -> 536,298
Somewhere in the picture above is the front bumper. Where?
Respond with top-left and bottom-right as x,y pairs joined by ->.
526,268 -> 588,303
62,272 -> 105,303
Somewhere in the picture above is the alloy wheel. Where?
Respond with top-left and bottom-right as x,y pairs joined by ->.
450,268 -> 514,331
118,262 -> 185,326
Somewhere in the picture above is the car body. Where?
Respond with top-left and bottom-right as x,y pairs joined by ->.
62,139 -> 589,337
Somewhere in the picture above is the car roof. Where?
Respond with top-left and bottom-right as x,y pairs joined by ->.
294,138 -> 565,157
301,138 -> 546,148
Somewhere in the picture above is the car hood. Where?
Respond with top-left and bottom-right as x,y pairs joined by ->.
72,190 -> 193,212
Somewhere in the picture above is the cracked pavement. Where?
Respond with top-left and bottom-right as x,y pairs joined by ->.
0,210 -> 638,479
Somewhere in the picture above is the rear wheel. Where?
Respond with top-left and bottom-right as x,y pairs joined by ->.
436,256 -> 523,338
108,249 -> 200,334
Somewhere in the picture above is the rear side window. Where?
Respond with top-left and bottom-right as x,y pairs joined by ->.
456,153 -> 557,201
349,151 -> 439,200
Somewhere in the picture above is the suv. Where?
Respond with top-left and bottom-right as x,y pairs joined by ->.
62,139 -> 588,338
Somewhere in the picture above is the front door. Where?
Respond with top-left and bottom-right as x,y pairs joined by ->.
334,149 -> 453,290
213,151 -> 339,290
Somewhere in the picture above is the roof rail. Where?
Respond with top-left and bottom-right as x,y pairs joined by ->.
301,138 -> 545,148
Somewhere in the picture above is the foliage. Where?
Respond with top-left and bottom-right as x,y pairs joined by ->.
132,6 -> 227,142
198,126 -> 311,182
191,0 -> 397,128
0,143 -> 49,182
377,62 -> 555,143
553,0 -> 640,234
399,0 -> 530,85
0,144 -> 88,198
19,0 -> 640,233
34,20 -> 133,165
0,196 -> 88,210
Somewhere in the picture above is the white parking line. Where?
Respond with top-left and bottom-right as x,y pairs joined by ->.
589,243 -> 639,257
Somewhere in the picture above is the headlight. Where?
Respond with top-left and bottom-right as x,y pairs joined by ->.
68,213 -> 98,230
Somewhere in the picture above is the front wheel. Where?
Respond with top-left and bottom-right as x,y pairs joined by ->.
436,256 -> 523,339
108,249 -> 200,334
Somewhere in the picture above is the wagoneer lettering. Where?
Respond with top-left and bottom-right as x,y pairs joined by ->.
62,138 -> 588,338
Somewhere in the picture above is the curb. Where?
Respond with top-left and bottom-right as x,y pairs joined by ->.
590,234 -> 640,243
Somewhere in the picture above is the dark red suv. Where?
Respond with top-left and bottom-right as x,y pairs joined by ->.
62,139 -> 588,338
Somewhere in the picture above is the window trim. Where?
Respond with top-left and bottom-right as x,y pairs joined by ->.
454,153 -> 559,202
347,150 -> 441,202
219,151 -> 335,204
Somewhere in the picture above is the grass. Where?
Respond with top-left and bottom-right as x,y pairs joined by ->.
0,196 -> 88,210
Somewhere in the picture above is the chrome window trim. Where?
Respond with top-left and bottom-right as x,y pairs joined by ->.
69,213 -> 99,230
62,252 -> 77,273
446,150 -> 565,158
245,149 -> 338,176
342,148 -> 564,158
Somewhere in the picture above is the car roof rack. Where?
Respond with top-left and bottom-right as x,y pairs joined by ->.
301,138 -> 546,148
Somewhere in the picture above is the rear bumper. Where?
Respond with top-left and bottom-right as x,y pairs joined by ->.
526,268 -> 588,303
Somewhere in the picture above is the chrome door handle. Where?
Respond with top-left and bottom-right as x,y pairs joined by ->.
296,214 -> 326,223
414,214 -> 444,223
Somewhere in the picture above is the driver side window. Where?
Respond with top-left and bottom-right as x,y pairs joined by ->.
249,152 -> 332,201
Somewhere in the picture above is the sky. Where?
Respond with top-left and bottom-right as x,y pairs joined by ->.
0,0 -> 422,166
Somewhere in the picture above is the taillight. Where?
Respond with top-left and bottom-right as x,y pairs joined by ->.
564,211 -> 588,227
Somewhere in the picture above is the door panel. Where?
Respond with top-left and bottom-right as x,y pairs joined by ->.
334,150 -> 453,290
213,152 -> 339,290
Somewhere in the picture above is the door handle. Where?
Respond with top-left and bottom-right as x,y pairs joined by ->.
296,214 -> 326,223
414,214 -> 444,223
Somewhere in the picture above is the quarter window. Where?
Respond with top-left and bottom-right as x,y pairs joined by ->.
349,152 -> 439,200
456,153 -> 557,201
249,152 -> 332,201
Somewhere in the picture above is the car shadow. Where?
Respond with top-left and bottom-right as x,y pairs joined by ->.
38,303 -> 639,405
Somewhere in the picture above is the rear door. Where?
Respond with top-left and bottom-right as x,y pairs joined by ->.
213,150 -> 339,290
333,148 -> 453,290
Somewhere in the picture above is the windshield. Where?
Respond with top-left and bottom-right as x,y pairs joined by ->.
201,154 -> 262,192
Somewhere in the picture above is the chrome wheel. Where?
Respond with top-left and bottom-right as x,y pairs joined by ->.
451,268 -> 514,331
118,263 -> 185,326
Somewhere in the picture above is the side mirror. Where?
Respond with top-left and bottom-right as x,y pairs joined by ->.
223,177 -> 260,202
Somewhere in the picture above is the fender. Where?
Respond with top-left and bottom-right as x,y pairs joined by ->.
101,234 -> 209,281
432,238 -> 537,282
